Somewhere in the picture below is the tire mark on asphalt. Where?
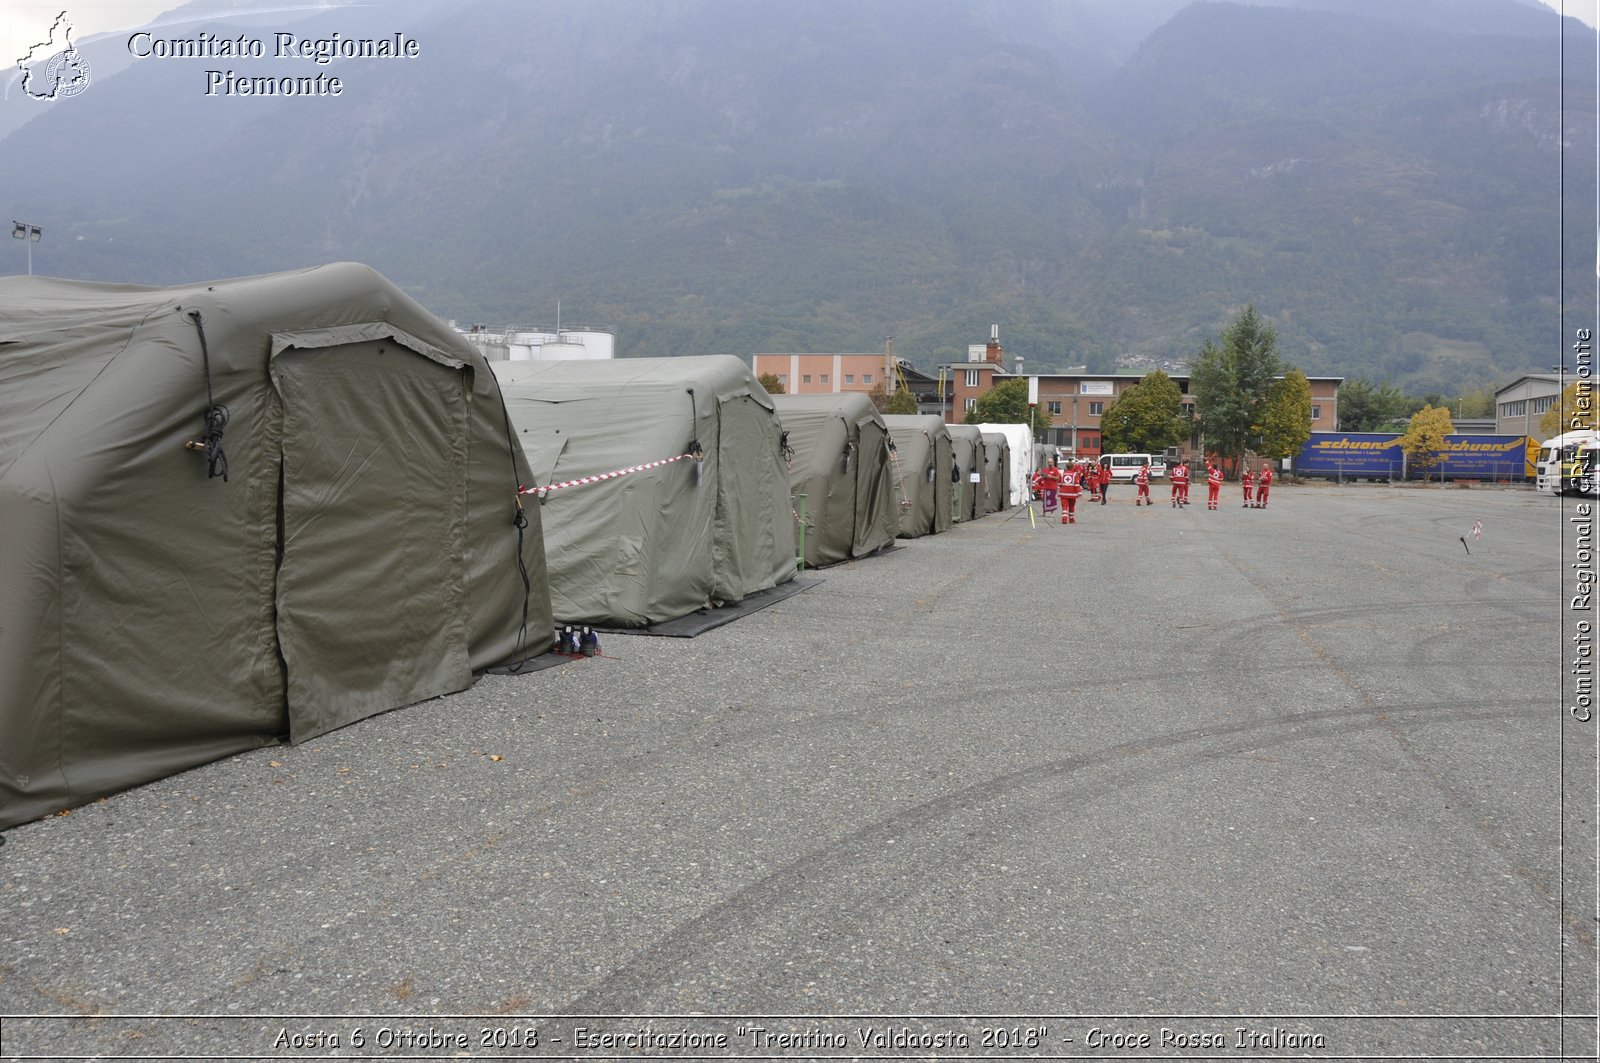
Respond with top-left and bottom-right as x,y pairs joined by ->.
554,699 -> 1550,1011
1185,597 -> 1551,673
1213,547 -> 1581,953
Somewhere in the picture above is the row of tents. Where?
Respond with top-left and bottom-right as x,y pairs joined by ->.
0,263 -> 1035,830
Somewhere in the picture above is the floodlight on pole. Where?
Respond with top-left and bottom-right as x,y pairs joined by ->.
11,221 -> 42,275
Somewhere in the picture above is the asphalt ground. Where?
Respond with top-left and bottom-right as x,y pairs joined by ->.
0,480 -> 1592,1061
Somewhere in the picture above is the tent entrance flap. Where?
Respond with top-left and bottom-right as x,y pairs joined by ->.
272,338 -> 473,741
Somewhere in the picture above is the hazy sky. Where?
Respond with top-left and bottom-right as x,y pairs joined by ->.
5,4 -> 185,68
2,0 -> 1597,83
1538,0 -> 1599,25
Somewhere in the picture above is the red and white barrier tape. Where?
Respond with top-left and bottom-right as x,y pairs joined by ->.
520,451 -> 699,498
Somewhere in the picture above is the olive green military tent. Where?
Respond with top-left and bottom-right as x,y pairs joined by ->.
0,263 -> 551,831
494,356 -> 795,627
772,393 -> 898,567
979,432 -> 1011,516
882,415 -> 954,538
945,424 -> 985,524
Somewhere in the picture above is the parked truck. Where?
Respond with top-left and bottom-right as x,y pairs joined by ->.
1537,429 -> 1600,495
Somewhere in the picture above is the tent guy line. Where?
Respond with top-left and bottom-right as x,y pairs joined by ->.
520,449 -> 703,498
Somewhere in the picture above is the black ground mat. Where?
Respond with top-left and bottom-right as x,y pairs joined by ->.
803,542 -> 903,570
598,576 -> 823,638
479,651 -> 574,676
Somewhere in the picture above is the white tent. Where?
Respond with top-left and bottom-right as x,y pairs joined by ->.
976,423 -> 1034,506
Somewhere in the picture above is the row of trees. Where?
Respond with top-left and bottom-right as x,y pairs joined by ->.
1079,304 -> 1543,474
1337,378 -> 1499,433
1331,378 -> 1597,438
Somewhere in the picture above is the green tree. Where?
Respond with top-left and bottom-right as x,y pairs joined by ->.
884,386 -> 919,415
966,377 -> 1048,438
1190,305 -> 1285,472
1099,370 -> 1187,453
1256,368 -> 1313,460
1338,376 -> 1408,432
1450,384 -> 1496,420
1400,403 -> 1455,474
1540,380 -> 1598,439
758,372 -> 785,394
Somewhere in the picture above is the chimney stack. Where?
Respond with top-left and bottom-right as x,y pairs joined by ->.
986,324 -> 1003,366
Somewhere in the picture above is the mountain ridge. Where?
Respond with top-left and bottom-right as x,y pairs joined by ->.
0,0 -> 1590,391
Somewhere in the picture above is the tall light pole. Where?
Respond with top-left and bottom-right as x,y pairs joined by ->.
12,222 -> 42,276
1553,363 -> 1564,435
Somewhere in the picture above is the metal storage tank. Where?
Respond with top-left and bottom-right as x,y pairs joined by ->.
537,341 -> 587,360
506,330 -> 558,361
559,329 -> 616,360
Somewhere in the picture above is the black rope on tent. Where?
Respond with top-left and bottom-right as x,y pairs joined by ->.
509,495 -> 532,667
684,388 -> 703,461
685,387 -> 705,485
779,429 -> 794,465
494,376 -> 536,672
181,310 -> 230,481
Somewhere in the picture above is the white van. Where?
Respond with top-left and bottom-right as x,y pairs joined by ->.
1099,453 -> 1166,482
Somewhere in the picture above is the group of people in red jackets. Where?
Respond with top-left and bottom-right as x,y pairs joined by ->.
1029,461 -> 1092,523
1205,461 -> 1273,509
1177,459 -> 1275,511
1031,457 -> 1274,524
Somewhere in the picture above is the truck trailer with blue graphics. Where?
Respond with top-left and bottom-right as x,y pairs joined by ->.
1295,432 -> 1537,482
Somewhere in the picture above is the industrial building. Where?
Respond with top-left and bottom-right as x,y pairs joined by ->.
752,351 -> 946,415
1494,373 -> 1565,437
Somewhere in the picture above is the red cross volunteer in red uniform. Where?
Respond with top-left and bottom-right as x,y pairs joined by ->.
1206,462 -> 1222,510
1032,462 -> 1063,514
1257,463 -> 1273,508
1060,465 -> 1082,523
1170,461 -> 1189,507
1135,461 -> 1152,506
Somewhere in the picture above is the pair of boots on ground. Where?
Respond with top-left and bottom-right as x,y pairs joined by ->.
556,625 -> 600,657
